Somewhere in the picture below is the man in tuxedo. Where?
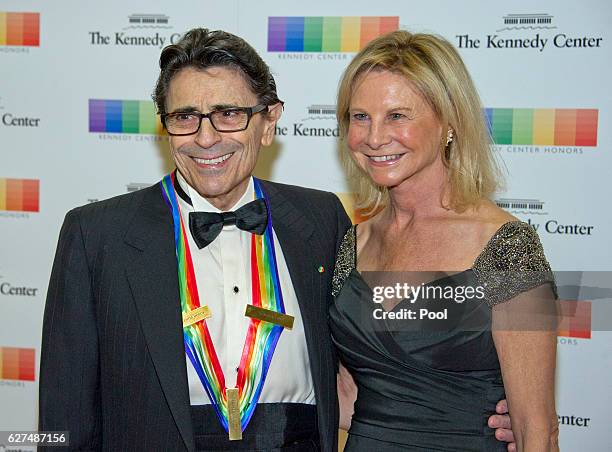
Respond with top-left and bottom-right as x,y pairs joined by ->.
39,28 -> 515,451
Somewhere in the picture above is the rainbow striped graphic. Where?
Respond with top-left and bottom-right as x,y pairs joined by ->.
0,12 -> 40,46
557,300 -> 591,339
268,16 -> 399,52
0,347 -> 35,381
485,108 -> 598,147
89,99 -> 164,134
0,178 -> 39,212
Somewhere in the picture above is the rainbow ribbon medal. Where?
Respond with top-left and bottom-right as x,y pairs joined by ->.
160,173 -> 288,439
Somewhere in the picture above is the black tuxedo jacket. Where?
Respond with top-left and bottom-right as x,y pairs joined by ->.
39,179 -> 351,451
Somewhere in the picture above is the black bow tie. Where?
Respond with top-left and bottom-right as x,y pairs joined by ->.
188,198 -> 268,249
172,173 -> 269,248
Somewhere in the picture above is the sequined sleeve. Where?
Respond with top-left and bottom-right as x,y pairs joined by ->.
472,221 -> 557,306
332,225 -> 356,298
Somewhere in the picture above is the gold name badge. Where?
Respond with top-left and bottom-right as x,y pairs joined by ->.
244,304 -> 294,330
226,387 -> 242,441
182,305 -> 212,328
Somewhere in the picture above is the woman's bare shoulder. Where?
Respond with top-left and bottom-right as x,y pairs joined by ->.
468,199 -> 518,241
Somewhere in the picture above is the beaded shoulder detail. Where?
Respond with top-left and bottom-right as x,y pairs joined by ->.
472,221 -> 556,306
332,225 -> 356,298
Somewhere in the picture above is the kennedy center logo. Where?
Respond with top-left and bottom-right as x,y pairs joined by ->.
0,347 -> 35,381
268,16 -> 398,57
0,12 -> 39,47
456,13 -> 603,51
89,99 -> 164,135
88,13 -> 181,47
0,178 -> 39,212
486,108 -> 598,147
486,108 -> 598,155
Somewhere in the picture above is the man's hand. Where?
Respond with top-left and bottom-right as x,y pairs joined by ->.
488,399 -> 516,452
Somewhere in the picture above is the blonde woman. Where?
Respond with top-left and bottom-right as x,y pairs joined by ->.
330,31 -> 558,451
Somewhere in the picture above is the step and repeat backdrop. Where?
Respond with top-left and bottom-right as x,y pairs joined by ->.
1,0 -> 610,450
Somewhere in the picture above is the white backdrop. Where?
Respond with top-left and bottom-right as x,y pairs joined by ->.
1,0 -> 610,450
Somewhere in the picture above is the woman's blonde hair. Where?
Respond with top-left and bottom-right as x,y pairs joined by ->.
337,30 -> 502,213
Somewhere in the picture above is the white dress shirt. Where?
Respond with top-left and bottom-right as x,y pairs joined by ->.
176,173 -> 315,406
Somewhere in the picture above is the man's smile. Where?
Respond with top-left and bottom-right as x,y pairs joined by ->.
192,151 -> 236,168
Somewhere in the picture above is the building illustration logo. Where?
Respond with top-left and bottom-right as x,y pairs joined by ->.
495,198 -> 547,215
305,104 -> 336,118
126,183 -> 151,193
497,13 -> 556,32
125,13 -> 170,29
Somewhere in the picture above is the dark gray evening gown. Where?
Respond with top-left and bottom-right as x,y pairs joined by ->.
329,222 -> 556,451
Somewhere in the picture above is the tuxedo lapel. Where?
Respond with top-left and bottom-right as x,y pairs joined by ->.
260,181 -> 329,412
123,184 -> 195,452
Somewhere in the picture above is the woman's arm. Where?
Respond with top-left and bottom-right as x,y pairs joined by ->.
492,284 -> 559,452
338,363 -> 358,431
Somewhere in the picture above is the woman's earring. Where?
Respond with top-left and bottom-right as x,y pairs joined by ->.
446,129 -> 454,146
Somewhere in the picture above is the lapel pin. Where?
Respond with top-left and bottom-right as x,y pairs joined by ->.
317,266 -> 325,273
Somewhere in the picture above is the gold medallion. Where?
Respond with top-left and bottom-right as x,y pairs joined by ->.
226,387 -> 242,441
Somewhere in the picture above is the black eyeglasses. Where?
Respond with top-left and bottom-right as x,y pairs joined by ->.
160,104 -> 269,136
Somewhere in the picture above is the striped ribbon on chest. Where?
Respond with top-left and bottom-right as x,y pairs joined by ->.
160,173 -> 288,437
